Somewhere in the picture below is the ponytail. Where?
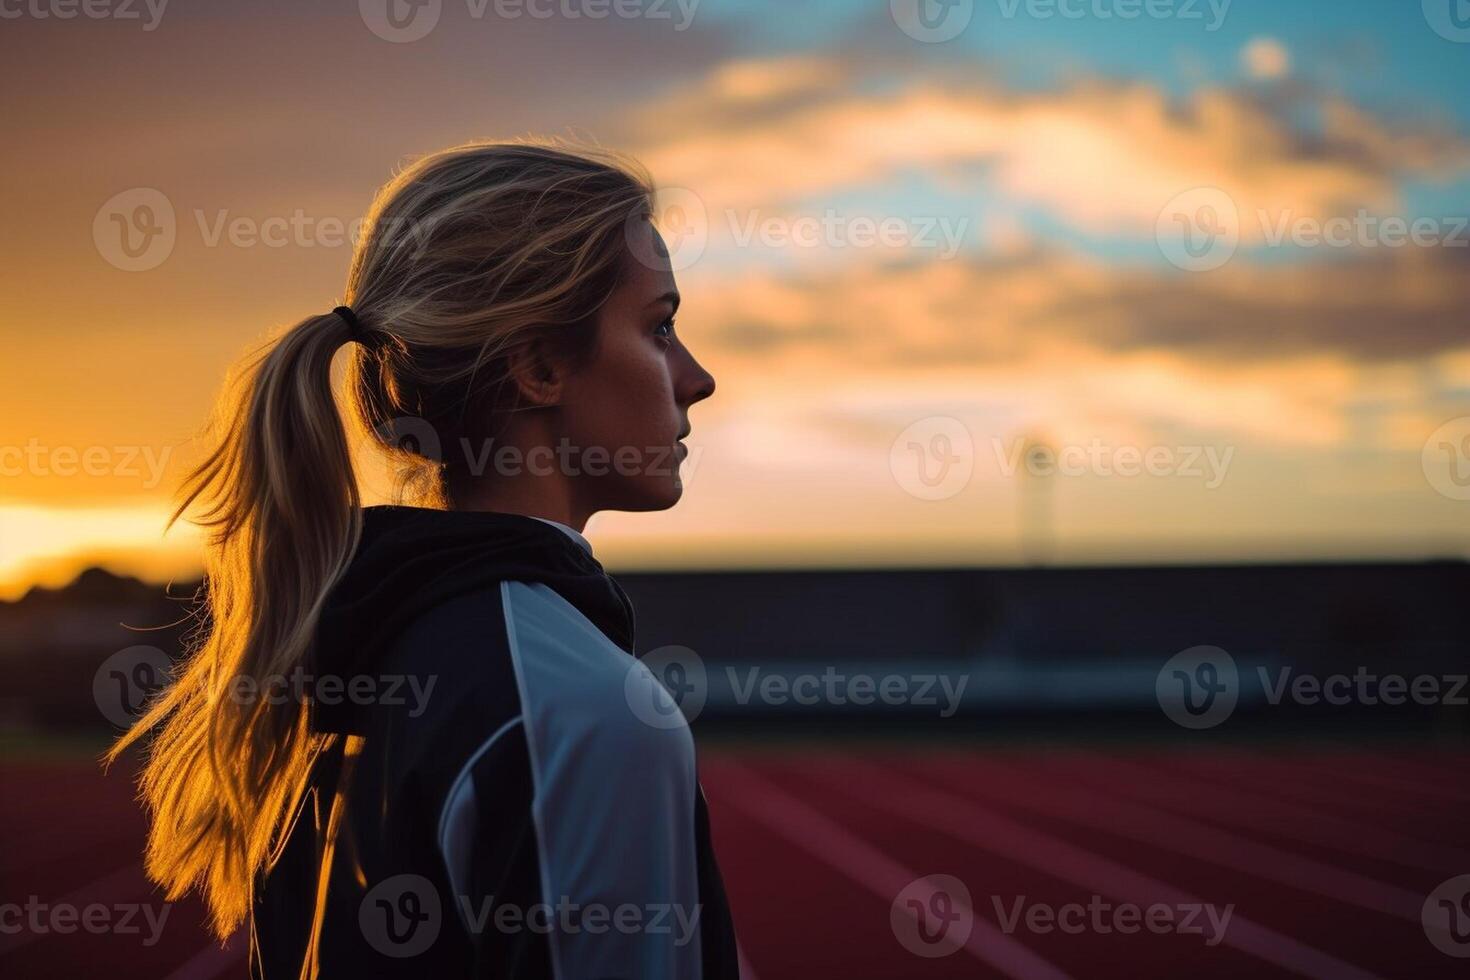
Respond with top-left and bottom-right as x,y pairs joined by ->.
108,310 -> 363,938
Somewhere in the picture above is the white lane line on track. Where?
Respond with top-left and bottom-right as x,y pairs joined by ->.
161,934 -> 247,980
737,940 -> 760,980
0,862 -> 150,956
1260,758 -> 1470,805
925,756 -> 1424,921
1150,755 -> 1470,816
714,763 -> 1074,980
803,758 -> 1387,980
1045,753 -> 1470,873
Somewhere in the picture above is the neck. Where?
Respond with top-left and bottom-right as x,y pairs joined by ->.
457,480 -> 587,532
449,417 -> 589,531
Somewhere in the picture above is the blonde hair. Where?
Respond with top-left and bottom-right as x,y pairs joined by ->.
108,139 -> 656,938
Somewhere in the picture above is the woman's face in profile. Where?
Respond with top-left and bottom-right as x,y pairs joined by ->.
557,219 -> 716,514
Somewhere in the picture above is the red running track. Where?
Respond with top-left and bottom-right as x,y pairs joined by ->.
2,744 -> 1467,978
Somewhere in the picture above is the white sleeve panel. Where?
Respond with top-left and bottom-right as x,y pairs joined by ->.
502,580 -> 703,980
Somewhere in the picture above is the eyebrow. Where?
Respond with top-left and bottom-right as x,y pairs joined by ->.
645,290 -> 680,314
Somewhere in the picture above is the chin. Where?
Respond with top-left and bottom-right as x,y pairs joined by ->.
598,478 -> 684,513
639,480 -> 685,511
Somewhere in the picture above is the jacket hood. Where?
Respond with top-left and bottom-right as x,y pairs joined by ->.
311,506 -> 636,733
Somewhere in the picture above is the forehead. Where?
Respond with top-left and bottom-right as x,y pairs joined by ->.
614,219 -> 678,307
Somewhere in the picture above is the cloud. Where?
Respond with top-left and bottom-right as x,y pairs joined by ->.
627,56 -> 1470,242
635,54 -> 1470,389
1051,247 -> 1470,363
683,244 -> 1470,367
1241,38 -> 1290,80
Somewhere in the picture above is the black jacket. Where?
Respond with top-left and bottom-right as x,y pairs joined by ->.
250,506 -> 739,979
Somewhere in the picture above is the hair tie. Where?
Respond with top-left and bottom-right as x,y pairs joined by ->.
333,305 -> 364,340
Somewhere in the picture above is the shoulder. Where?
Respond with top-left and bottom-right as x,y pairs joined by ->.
378,579 -> 694,772
499,579 -> 696,772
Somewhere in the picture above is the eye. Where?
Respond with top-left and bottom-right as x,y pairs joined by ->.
654,317 -> 677,342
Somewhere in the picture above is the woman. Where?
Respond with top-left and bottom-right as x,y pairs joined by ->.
109,140 -> 737,978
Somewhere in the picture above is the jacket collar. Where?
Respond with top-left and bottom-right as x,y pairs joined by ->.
310,506 -> 635,734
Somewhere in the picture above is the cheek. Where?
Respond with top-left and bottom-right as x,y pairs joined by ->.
566,338 -> 676,447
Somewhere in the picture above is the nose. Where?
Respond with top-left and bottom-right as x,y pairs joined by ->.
677,347 -> 716,407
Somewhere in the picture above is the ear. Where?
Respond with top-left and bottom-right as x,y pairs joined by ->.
505,334 -> 564,408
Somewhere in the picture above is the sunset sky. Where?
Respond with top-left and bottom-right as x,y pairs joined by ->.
2,0 -> 1469,597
